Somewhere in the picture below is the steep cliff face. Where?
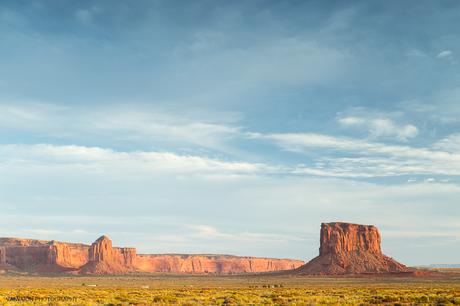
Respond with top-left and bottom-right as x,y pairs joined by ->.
320,223 -> 381,255
88,236 -> 113,262
0,238 -> 88,272
296,222 -> 409,275
135,254 -> 304,274
78,236 -> 137,274
0,235 -> 303,275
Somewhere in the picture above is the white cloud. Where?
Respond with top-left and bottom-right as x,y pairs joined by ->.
0,144 -> 263,175
400,88 -> 460,123
0,103 -> 59,130
1,150 -> 460,262
250,132 -> 460,177
187,224 -> 306,243
0,103 -> 458,180
338,116 -> 418,141
89,109 -> 240,150
337,116 -> 365,125
437,50 -> 453,59
433,133 -> 460,153
6,138 -> 460,180
0,103 -> 241,152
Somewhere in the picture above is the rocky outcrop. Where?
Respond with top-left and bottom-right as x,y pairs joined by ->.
0,238 -> 88,272
78,236 -> 137,274
135,254 -> 303,274
0,236 -> 303,275
320,222 -> 381,255
295,222 -> 409,275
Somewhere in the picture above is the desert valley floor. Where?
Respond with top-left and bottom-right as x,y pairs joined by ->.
0,223 -> 459,304
0,272 -> 459,305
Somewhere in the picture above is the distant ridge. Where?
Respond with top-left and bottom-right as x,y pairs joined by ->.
0,236 -> 304,275
424,264 -> 460,268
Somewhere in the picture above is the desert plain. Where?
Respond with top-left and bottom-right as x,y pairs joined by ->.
0,272 -> 459,305
0,223 -> 459,305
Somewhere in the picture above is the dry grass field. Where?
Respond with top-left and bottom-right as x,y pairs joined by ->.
0,270 -> 459,305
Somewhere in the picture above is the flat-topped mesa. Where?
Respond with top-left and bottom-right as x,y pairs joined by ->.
135,254 -> 304,274
0,235 -> 304,275
295,222 -> 409,275
0,238 -> 89,272
319,222 -> 381,256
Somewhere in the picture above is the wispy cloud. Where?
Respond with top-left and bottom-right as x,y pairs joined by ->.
1,165 -> 459,262
0,103 -> 241,152
437,50 -> 453,59
434,133 -> 460,153
400,88 -> 460,123
187,224 -> 307,243
2,103 -> 459,180
0,144 -> 263,176
249,132 -> 460,177
338,116 -> 418,141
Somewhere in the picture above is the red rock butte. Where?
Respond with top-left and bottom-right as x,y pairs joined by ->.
0,235 -> 304,275
294,222 -> 410,275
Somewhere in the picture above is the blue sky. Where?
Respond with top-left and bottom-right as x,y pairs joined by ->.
1,1 -> 460,265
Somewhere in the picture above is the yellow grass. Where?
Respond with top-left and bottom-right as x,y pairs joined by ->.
0,272 -> 459,305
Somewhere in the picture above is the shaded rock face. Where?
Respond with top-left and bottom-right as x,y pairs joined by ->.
296,222 -> 409,275
0,236 -> 303,275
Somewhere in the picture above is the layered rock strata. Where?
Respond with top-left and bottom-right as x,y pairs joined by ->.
295,222 -> 409,275
136,254 -> 302,274
0,236 -> 303,274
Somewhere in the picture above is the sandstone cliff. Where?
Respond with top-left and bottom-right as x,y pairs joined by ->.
135,254 -> 303,274
0,236 -> 303,275
295,222 -> 409,275
0,238 -> 88,273
78,236 -> 137,274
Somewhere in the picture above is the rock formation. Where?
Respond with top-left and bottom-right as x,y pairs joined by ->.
0,238 -> 88,273
135,254 -> 302,274
78,236 -> 137,274
295,222 -> 409,275
0,236 -> 303,275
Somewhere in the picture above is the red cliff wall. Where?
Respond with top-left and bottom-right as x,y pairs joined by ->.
47,242 -> 89,268
135,254 -> 304,274
0,238 -> 88,272
296,222 -> 409,275
319,222 -> 381,255
0,235 -> 303,275
78,236 -> 137,274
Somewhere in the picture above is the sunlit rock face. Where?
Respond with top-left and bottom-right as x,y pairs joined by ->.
295,222 -> 409,275
0,238 -> 88,273
319,222 -> 382,256
135,254 -> 304,274
78,235 -> 137,274
0,236 -> 304,274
